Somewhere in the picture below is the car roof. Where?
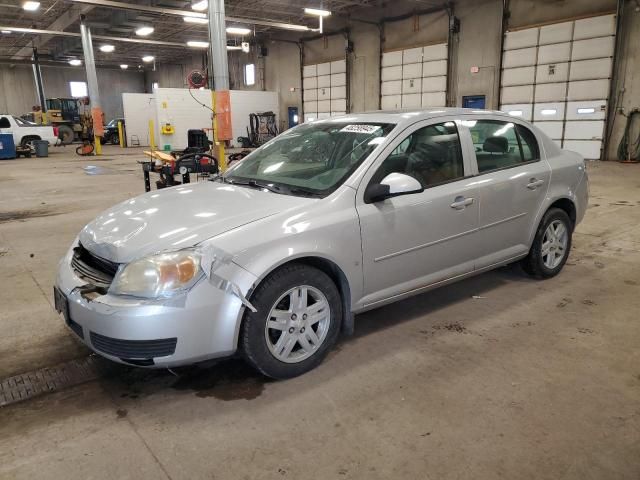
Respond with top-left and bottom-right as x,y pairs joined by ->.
312,108 -> 516,128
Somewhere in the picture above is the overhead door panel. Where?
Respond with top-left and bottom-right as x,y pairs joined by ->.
381,42 -> 448,110
504,28 -> 538,49
535,83 -> 567,102
537,42 -> 571,64
303,58 -> 350,121
564,120 -> 605,140
539,21 -> 572,44
535,121 -> 564,140
500,13 -> 617,159
536,63 -> 569,83
502,66 -> 536,86
573,14 -> 615,40
503,47 -> 537,68
501,85 -> 534,104
567,79 -> 609,100
572,37 -> 614,60
501,103 -> 533,121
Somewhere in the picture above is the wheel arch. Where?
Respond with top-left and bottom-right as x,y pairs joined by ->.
246,255 -> 354,336
548,197 -> 577,229
20,135 -> 41,145
528,195 -> 578,248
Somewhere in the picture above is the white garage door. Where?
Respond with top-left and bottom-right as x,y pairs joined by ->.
302,59 -> 347,122
499,14 -> 616,159
380,42 -> 448,110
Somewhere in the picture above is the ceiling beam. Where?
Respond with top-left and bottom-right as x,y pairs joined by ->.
11,4 -> 96,60
0,26 -> 187,47
65,0 -> 316,31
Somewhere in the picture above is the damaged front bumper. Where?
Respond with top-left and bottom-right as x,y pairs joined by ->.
54,243 -> 258,367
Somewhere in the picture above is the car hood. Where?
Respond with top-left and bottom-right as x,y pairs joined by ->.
79,181 -> 315,263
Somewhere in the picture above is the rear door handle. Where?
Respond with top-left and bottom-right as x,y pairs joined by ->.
451,196 -> 474,210
527,178 -> 545,190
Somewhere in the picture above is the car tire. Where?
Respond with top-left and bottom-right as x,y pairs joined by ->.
522,208 -> 573,279
241,263 -> 342,379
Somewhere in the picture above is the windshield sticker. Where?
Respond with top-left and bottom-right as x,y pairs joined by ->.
340,124 -> 381,134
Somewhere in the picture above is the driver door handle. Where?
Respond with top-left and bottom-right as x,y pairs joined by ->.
450,196 -> 474,210
527,178 -> 545,190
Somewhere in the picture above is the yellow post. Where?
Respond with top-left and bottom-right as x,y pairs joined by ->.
149,120 -> 156,151
211,90 -> 226,171
94,135 -> 102,155
117,121 -> 125,148
41,111 -> 47,125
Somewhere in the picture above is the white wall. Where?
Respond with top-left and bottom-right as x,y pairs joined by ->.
135,88 -> 280,150
230,90 -> 279,143
122,93 -> 157,147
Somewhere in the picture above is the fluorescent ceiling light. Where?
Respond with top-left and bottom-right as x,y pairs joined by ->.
142,55 -> 155,62
281,24 -> 310,31
1,30 -> 11,34
508,110 -> 523,116
226,27 -> 251,35
226,45 -> 242,51
184,16 -> 208,24
22,1 -> 40,11
577,107 -> 596,114
304,7 -> 331,16
120,64 -> 129,69
135,26 -> 154,36
540,109 -> 557,115
187,40 -> 209,48
99,44 -> 115,53
69,59 -> 82,66
191,0 -> 208,11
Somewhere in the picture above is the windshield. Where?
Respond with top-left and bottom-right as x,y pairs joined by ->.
223,121 -> 395,196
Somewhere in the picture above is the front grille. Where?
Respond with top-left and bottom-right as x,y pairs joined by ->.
67,317 -> 83,339
71,243 -> 119,288
89,332 -> 177,360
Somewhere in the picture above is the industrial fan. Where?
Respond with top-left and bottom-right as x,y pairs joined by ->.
187,70 -> 208,89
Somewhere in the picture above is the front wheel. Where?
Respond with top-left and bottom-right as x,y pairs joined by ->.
522,208 -> 573,278
241,264 -> 342,379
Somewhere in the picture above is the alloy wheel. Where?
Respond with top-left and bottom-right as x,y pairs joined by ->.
264,285 -> 331,364
542,220 -> 568,269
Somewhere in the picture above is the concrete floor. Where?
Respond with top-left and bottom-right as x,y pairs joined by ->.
0,147 -> 639,479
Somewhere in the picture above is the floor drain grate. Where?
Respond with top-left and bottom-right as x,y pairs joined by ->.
0,356 -> 111,407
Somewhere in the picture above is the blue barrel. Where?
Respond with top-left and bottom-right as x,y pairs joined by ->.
0,133 -> 16,160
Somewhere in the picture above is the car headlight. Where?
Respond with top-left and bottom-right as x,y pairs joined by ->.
109,249 -> 203,298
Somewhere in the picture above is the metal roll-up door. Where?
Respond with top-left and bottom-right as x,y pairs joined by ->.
500,13 -> 616,159
381,42 -> 448,110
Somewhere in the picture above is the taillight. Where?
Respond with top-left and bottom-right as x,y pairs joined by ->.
53,127 -> 59,137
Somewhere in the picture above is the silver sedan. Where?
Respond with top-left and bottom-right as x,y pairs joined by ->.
55,109 -> 588,378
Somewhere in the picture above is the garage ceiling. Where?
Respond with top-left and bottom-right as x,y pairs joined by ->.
0,0 -> 383,65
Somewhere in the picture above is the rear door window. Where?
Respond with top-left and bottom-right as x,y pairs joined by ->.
468,120 -> 540,173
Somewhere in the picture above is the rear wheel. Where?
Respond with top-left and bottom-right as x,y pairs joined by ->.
522,208 -> 572,279
57,125 -> 74,145
241,264 -> 342,379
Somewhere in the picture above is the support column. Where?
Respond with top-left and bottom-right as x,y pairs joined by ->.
208,0 -> 229,170
31,48 -> 47,124
79,15 -> 103,155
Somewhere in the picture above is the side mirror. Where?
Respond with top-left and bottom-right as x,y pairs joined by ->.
364,172 -> 423,203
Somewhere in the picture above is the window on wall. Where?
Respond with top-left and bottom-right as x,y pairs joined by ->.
245,63 -> 255,86
69,81 -> 88,98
